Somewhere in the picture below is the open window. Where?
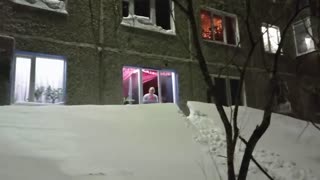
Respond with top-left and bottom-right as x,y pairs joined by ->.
122,66 -> 178,104
200,8 -> 239,45
262,23 -> 281,53
210,76 -> 246,106
293,18 -> 316,56
12,51 -> 66,104
121,0 -> 175,34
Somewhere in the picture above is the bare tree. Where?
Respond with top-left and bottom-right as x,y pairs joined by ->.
102,0 -> 318,179
171,0 -> 317,180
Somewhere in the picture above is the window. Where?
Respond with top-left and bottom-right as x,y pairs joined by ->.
121,0 -> 175,34
12,51 -> 66,104
10,0 -> 68,14
200,8 -> 239,45
122,66 -> 178,104
293,18 -> 315,56
261,23 -> 281,53
211,76 -> 246,106
298,0 -> 310,9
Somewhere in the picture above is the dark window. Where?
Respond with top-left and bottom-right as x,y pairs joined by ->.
230,79 -> 242,105
122,1 -> 129,17
214,77 -> 228,106
156,0 -> 171,30
134,0 -> 150,17
212,77 -> 244,106
225,16 -> 236,45
299,0 -> 310,9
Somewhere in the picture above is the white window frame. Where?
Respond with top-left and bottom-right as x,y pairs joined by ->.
293,17 -> 316,56
210,75 -> 247,107
261,23 -> 281,53
121,0 -> 176,35
201,7 -> 240,46
11,51 -> 67,105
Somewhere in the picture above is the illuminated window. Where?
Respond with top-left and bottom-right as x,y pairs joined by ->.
200,8 -> 239,45
122,0 -> 174,33
12,51 -> 66,104
261,23 -> 281,53
122,66 -> 178,104
293,18 -> 315,56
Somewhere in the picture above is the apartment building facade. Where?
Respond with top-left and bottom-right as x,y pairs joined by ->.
0,0 -> 318,121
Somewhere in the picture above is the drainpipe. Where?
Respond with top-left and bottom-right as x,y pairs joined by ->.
98,0 -> 105,104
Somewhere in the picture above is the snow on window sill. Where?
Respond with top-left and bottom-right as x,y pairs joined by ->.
264,50 -> 284,55
121,15 -> 176,36
10,0 -> 68,15
13,102 -> 65,106
203,39 -> 240,48
296,48 -> 317,57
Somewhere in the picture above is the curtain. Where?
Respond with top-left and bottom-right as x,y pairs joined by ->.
14,57 -> 31,103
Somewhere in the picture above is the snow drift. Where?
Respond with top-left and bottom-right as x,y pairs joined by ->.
187,101 -> 320,180
0,104 -> 216,180
0,102 -> 319,180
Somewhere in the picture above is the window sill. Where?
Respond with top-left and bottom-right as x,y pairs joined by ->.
296,49 -> 317,57
203,39 -> 240,48
10,0 -> 68,15
121,15 -> 176,36
264,50 -> 284,56
13,102 -> 65,106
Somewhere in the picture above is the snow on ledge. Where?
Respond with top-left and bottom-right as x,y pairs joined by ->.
121,15 -> 176,36
10,0 -> 68,14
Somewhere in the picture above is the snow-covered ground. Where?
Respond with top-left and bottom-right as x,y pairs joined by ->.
0,102 -> 319,180
0,104 -> 217,180
188,101 -> 320,180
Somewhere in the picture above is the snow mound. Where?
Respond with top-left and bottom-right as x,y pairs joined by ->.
187,101 -> 320,180
0,104 -> 217,180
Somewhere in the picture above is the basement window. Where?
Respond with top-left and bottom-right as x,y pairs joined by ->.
121,0 -> 175,34
200,8 -> 239,45
293,18 -> 316,56
261,23 -> 281,53
210,76 -> 246,106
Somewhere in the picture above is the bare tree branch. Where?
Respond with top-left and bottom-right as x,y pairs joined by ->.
238,2 -> 310,179
239,136 -> 274,180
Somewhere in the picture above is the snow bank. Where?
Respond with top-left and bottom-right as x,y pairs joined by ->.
0,104 -> 217,180
1,102 -> 319,180
187,101 -> 320,180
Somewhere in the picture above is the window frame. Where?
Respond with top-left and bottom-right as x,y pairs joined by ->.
122,66 -> 179,104
10,51 -> 67,105
292,17 -> 316,56
210,75 -> 247,107
121,0 -> 176,35
10,0 -> 68,14
261,23 -> 281,53
200,7 -> 240,46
